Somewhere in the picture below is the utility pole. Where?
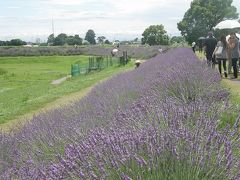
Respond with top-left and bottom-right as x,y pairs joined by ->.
52,17 -> 55,37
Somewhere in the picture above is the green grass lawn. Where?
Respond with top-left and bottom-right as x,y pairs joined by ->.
0,56 -> 134,125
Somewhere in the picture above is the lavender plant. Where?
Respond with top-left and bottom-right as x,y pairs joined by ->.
0,45 -> 166,58
0,48 -> 239,179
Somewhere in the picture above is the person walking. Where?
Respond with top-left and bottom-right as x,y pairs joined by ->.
192,41 -> 196,53
228,32 -> 240,79
204,32 -> 217,68
212,35 -> 228,77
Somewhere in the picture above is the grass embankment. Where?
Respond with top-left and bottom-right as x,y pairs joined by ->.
220,79 -> 240,128
196,51 -> 240,127
222,80 -> 240,104
0,56 -> 134,126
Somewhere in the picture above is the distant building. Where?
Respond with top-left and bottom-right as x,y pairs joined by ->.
23,44 -> 39,47
23,44 -> 32,47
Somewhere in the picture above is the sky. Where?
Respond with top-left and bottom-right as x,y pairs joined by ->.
0,0 -> 240,42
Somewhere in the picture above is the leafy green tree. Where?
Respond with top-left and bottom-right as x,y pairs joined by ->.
177,0 -> 239,44
0,41 -> 5,46
54,33 -> 68,46
97,36 -> 106,44
85,29 -> 96,44
66,35 -> 83,45
47,34 -> 55,45
10,39 -> 27,46
170,36 -> 185,44
141,25 -> 169,46
104,39 -> 111,44
73,35 -> 83,45
66,36 -> 75,45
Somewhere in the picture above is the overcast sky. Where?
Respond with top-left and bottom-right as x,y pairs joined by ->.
0,0 -> 240,42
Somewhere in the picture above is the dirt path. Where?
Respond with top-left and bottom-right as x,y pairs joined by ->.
51,75 -> 71,85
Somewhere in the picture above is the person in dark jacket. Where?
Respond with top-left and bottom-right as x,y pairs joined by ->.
228,32 -> 239,79
204,32 -> 217,68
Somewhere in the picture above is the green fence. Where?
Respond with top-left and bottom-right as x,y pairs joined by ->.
71,52 -> 130,77
71,64 -> 80,77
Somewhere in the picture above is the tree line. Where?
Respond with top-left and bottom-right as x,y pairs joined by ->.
0,27 -> 173,47
0,26 -> 181,47
0,39 -> 27,46
47,29 -> 112,46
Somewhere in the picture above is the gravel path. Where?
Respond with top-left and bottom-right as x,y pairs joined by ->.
51,75 -> 71,85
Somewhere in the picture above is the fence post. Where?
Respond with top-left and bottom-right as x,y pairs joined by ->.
71,64 -> 80,76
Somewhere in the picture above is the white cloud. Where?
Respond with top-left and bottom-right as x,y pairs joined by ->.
43,0 -> 86,5
6,6 -> 22,9
1,0 -> 239,41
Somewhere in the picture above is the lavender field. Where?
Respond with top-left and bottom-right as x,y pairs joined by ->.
0,48 -> 239,179
0,45 -> 166,59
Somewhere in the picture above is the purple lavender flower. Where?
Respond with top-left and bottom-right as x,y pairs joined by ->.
0,48 -> 239,179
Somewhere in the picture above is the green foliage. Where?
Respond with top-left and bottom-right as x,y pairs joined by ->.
214,29 -> 236,40
54,33 -> 68,46
67,35 -> 83,45
10,39 -> 27,46
178,0 -> 239,43
170,36 -> 185,44
141,25 -> 169,46
0,39 -> 27,46
47,34 -> 55,45
47,34 -> 83,46
104,39 -> 111,44
85,29 -> 96,44
97,36 -> 106,44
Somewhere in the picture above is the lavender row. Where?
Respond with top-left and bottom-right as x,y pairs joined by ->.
0,45 -> 166,58
1,48 -> 239,179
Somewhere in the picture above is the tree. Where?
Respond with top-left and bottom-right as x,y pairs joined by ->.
10,39 -> 27,46
170,36 -> 185,44
0,41 -> 5,46
97,36 -> 106,44
85,29 -> 96,44
73,35 -> 83,45
54,33 -> 68,46
66,36 -> 75,45
66,35 -> 83,45
47,34 -> 55,45
141,25 -> 169,46
177,0 -> 239,44
104,39 -> 111,44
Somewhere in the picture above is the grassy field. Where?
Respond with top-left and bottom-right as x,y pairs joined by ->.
0,55 -> 134,125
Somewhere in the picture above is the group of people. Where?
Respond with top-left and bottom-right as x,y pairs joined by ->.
201,32 -> 240,79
